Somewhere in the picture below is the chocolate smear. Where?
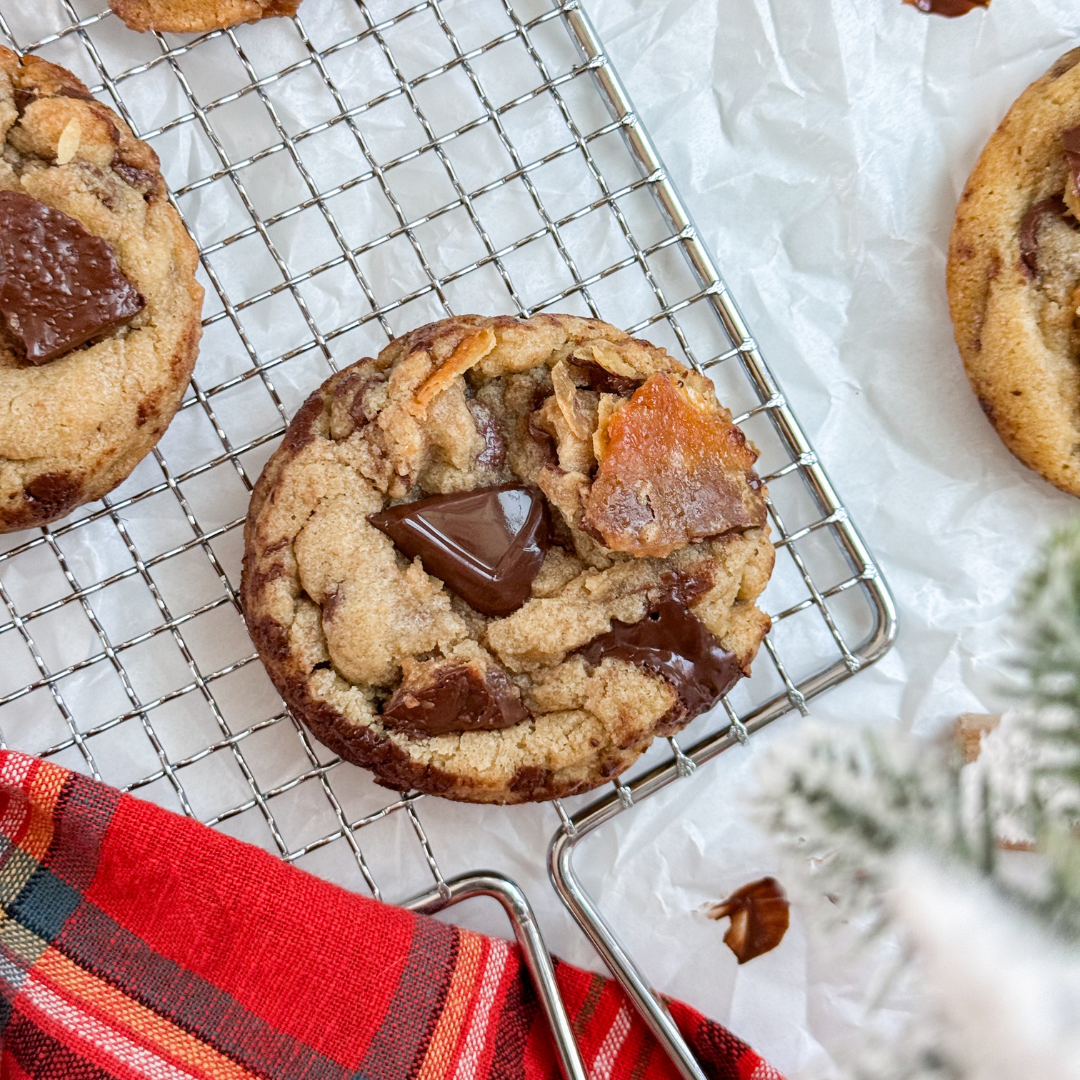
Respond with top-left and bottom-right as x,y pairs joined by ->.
382,664 -> 527,738
707,877 -> 790,964
467,399 -> 506,472
903,0 -> 989,15
1063,125 -> 1080,201
575,576 -> 744,724
368,483 -> 550,618
0,190 -> 144,364
570,359 -> 642,396
1019,195 -> 1077,279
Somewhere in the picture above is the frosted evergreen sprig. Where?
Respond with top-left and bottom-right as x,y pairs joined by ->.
1009,523 -> 1080,822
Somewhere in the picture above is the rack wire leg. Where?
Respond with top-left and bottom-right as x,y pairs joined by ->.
550,829 -> 707,1080
404,871 -> 587,1080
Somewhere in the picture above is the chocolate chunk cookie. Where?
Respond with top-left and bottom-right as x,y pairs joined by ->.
110,0 -> 301,32
0,50 -> 203,532
947,49 -> 1080,496
242,314 -> 774,804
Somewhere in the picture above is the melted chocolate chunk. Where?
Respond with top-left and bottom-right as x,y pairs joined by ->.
382,664 -> 527,738
575,577 -> 744,723
112,161 -> 157,196
707,877 -> 790,964
0,190 -> 144,364
368,484 -> 550,618
1063,125 -> 1080,201
1019,195 -> 1077,278
904,0 -> 988,15
570,359 -> 642,396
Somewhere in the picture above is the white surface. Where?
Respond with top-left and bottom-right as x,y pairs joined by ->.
2,1 -> 1080,1076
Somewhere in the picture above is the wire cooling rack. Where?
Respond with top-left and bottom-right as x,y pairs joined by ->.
0,1 -> 897,1076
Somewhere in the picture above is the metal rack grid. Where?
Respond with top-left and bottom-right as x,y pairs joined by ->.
0,0 -> 897,1075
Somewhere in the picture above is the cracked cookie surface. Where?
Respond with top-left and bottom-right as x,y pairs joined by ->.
0,49 -> 203,532
242,314 -> 774,804
948,48 -> 1080,496
110,0 -> 301,32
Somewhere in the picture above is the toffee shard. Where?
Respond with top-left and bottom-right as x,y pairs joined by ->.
707,877 -> 790,964
582,372 -> 766,558
368,483 -> 550,618
903,0 -> 989,15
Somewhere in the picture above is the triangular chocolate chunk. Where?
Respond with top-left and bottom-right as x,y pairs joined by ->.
368,484 -> 550,617
0,190 -> 145,365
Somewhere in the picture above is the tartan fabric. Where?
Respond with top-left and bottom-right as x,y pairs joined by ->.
0,751 -> 783,1080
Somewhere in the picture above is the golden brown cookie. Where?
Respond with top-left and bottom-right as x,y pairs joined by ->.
947,49 -> 1080,496
241,314 -> 774,804
110,0 -> 301,32
0,50 -> 203,532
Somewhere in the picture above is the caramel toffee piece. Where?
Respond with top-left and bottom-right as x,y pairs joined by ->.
708,877 -> 790,964
903,0 -> 989,14
382,664 -> 528,738
0,191 -> 144,365
582,372 -> 767,559
576,576 -> 744,724
369,484 -> 550,618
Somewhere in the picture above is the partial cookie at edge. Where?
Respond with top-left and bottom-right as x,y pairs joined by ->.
946,48 -> 1080,496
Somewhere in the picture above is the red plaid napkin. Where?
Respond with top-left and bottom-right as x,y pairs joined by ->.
0,750 -> 782,1080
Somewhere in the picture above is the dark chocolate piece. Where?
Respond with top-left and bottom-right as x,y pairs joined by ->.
0,190 -> 144,364
904,0 -> 988,15
112,160 -> 157,195
24,471 -> 81,518
368,483 -> 550,618
570,359 -> 641,396
1019,195 -> 1076,278
575,576 -> 744,723
707,877 -> 790,964
382,664 -> 527,738
1063,125 -> 1080,201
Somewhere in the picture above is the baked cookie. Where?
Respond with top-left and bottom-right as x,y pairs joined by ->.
242,314 -> 774,804
947,49 -> 1080,496
0,50 -> 203,532
110,0 -> 301,32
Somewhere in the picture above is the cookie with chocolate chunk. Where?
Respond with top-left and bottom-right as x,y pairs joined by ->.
0,50 -> 202,532
110,0 -> 301,32
947,49 -> 1080,496
242,314 -> 773,804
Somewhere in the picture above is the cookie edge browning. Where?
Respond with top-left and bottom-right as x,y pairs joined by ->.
0,49 -> 203,532
110,0 -> 300,32
241,315 -> 772,804
946,47 -> 1080,496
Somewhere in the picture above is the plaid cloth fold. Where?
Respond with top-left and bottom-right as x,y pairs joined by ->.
0,750 -> 781,1080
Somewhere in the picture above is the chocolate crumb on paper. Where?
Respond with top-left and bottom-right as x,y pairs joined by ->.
707,877 -> 790,964
903,0 -> 989,15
